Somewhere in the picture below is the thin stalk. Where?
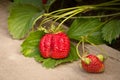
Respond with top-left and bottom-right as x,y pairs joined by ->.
39,16 -> 56,28
44,8 -> 75,17
76,40 -> 82,59
48,5 -> 94,15
39,6 -> 94,30
48,6 -> 81,15
39,9 -> 79,31
39,10 -> 68,27
81,37 -> 85,54
55,6 -> 94,31
53,9 -> 81,22
47,12 -> 120,19
55,9 -> 82,31
33,15 -> 43,27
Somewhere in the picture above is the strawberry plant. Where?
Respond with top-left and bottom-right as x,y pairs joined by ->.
8,0 -> 120,70
75,36 -> 105,73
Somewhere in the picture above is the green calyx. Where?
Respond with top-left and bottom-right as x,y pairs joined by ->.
38,26 -> 48,33
38,24 -> 64,34
97,54 -> 104,62
82,57 -> 91,65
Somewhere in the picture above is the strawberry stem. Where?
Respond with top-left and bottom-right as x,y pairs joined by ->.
54,6 -> 94,32
76,40 -> 82,59
48,12 -> 120,19
81,36 -> 85,54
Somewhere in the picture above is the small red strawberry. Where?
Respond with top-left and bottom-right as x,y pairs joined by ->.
39,32 -> 70,59
42,0 -> 47,4
81,54 -> 104,73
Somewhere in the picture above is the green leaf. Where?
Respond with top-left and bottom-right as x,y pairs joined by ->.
87,31 -> 104,44
13,0 -> 43,8
8,4 -> 44,39
21,30 -> 45,57
21,30 -> 79,68
102,19 -> 120,44
67,18 -> 104,44
42,58 -> 56,68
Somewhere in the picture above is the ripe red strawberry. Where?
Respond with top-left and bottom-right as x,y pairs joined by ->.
81,54 -> 104,73
42,0 -> 47,4
39,32 -> 70,59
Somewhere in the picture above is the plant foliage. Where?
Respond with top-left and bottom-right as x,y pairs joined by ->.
21,30 -> 79,68
8,4 -> 44,39
67,18 -> 104,44
102,20 -> 120,43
